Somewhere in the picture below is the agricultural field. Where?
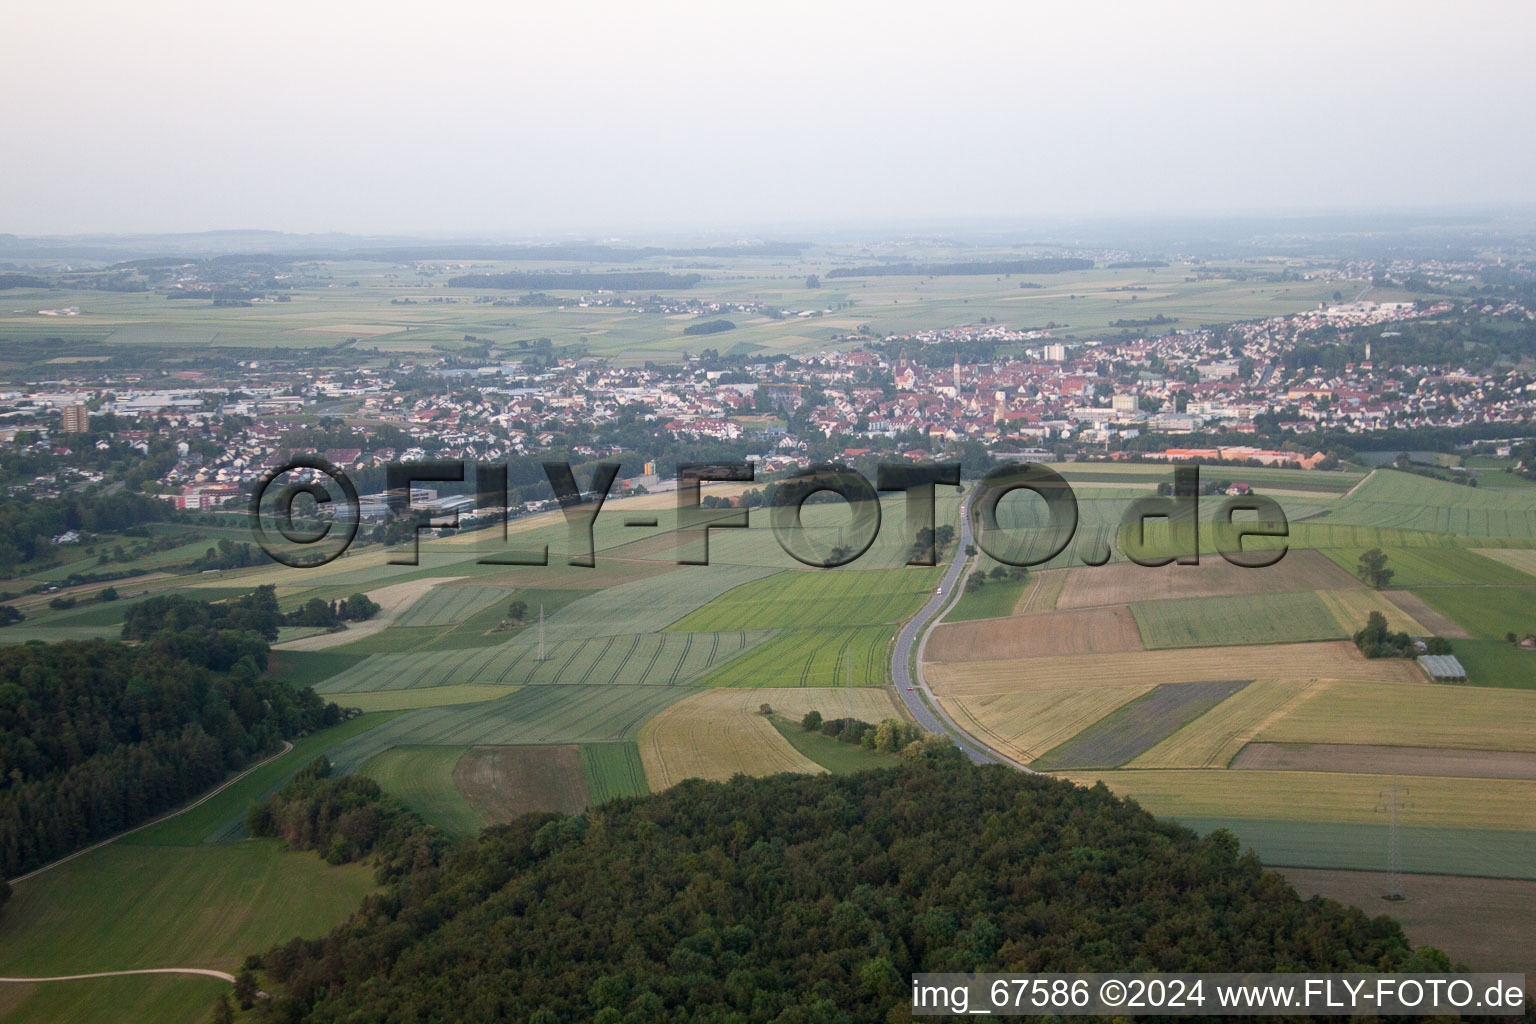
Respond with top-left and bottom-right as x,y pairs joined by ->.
1328,469 -> 1536,539
323,685 -> 688,774
390,584 -> 509,628
454,745 -> 591,823
1130,591 -> 1345,649
926,605 -> 1143,661
769,718 -> 901,774
1284,869 -> 1536,980
927,641 -> 1421,697
1185,817 -> 1536,880
316,629 -> 774,693
0,974 -> 229,1024
361,745 -> 484,835
1032,680 -> 1250,770
1472,547 -> 1536,578
690,624 -> 893,687
941,569 -> 1033,622
939,685 -> 1153,767
667,566 -> 940,632
1254,680 -> 1536,752
1054,549 -> 1358,609
1230,743 -> 1536,780
1073,770 -> 1536,831
1128,679 -> 1316,769
636,687 -> 902,789
580,743 -> 650,804
1413,586 -> 1536,688
1315,588 -> 1426,635
1320,545 -> 1534,588
340,683 -> 519,712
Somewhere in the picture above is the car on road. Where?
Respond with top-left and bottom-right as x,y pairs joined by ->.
935,587 -> 943,595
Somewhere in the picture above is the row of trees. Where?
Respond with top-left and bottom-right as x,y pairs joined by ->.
122,585 -> 378,650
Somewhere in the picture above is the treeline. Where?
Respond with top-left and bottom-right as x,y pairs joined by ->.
681,319 -> 735,336
447,271 -> 702,291
122,585 -> 378,652
799,711 -> 926,752
0,274 -> 49,290
0,491 -> 176,571
0,638 -> 341,880
826,257 -> 1093,278
246,756 -> 446,875
246,760 -> 1439,1022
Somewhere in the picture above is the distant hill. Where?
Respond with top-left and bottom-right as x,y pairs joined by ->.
255,760 -> 1432,1021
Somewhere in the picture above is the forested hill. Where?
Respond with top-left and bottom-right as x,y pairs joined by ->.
0,637 -> 341,882
252,761 -> 1437,1023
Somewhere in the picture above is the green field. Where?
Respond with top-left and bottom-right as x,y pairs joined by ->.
1180,818 -> 1536,880
1415,587 -> 1536,688
579,742 -> 650,804
360,745 -> 484,835
667,566 -> 940,631
943,574 -> 1030,621
316,629 -> 775,693
769,718 -> 899,773
324,685 -> 688,774
692,625 -> 893,687
391,585 -> 510,628
1321,546 -> 1534,587
1130,592 -> 1345,649
1330,470 -> 1536,539
0,974 -> 230,1024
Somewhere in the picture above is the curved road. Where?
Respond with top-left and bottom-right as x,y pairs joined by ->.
0,968 -> 236,985
891,489 -> 1035,772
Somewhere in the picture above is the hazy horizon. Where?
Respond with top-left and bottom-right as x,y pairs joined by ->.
6,0 -> 1535,236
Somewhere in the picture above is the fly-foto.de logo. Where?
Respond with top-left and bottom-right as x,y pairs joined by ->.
250,458 -> 1288,571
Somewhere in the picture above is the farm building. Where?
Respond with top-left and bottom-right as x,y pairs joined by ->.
1417,654 -> 1468,681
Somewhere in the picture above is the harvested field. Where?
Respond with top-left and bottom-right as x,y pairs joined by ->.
273,576 -> 453,651
454,744 -> 590,822
1232,742 -> 1536,780
1129,678 -> 1316,768
926,641 -> 1422,697
1256,680 -> 1536,752
1383,591 -> 1471,638
926,606 -> 1143,661
940,686 -> 1152,766
1131,591 -> 1345,648
1472,547 -> 1536,579
1055,549 -> 1357,609
1033,680 -> 1250,770
1317,588 -> 1425,635
1068,770 -> 1536,830
638,686 -> 904,790
1282,869 -> 1536,981
1016,568 -> 1066,613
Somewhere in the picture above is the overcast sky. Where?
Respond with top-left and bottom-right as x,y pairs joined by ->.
5,0 -> 1534,236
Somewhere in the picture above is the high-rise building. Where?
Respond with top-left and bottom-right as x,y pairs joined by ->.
60,404 -> 89,433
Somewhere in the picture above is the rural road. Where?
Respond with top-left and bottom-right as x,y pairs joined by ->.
890,489 -> 1035,772
7,740 -> 294,885
0,968 -> 236,985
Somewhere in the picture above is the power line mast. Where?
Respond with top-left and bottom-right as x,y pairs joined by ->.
1374,777 -> 1413,901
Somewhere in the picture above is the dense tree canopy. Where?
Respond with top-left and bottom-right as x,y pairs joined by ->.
252,761 -> 1428,1023
0,637 -> 340,879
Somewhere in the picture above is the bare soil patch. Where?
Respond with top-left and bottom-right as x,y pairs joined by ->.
1384,591 -> 1472,638
453,744 -> 590,822
926,606 -> 1142,662
1282,868 -> 1536,982
1056,549 -> 1358,609
1233,742 -> 1536,779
